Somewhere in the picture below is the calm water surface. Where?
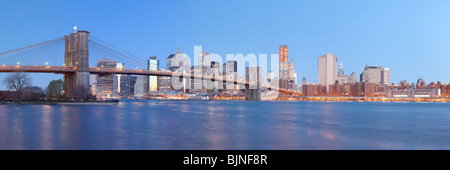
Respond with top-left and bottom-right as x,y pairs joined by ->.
0,100 -> 449,150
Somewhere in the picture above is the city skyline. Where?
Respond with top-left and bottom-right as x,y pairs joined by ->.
1,0 -> 450,89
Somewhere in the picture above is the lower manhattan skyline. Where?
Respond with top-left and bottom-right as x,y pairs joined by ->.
2,1 -> 450,167
1,0 -> 450,90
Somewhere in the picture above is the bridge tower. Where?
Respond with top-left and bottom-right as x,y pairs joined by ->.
64,31 -> 90,100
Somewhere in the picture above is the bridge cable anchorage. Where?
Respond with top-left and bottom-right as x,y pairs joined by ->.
89,43 -> 147,68
89,40 -> 147,67
89,35 -> 146,62
0,37 -> 65,56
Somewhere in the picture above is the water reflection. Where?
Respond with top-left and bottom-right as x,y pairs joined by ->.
0,101 -> 449,149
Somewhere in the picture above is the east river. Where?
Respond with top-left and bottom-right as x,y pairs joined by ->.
0,100 -> 449,150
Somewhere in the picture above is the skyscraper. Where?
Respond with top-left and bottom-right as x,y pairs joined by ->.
288,59 -> 297,90
267,71 -> 275,82
95,58 -> 117,98
113,63 -> 124,98
279,45 -> 289,90
381,68 -> 391,85
134,75 -> 148,98
166,45 -> 189,72
198,51 -> 211,68
209,61 -> 221,93
318,53 -> 337,92
120,75 -> 137,98
148,56 -> 159,93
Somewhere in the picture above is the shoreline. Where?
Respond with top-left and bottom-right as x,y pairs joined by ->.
0,100 -> 119,105
1,97 -> 449,105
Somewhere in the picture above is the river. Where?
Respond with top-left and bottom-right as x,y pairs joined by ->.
0,100 -> 449,150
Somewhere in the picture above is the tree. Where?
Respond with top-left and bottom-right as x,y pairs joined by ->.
23,86 -> 45,100
46,79 -> 67,99
3,72 -> 32,100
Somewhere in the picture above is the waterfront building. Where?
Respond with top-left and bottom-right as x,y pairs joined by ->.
301,83 -> 327,96
148,56 -> 159,93
94,58 -> 117,98
388,88 -> 441,98
318,53 -> 337,92
441,84 -> 450,97
337,62 -> 357,84
352,82 -> 376,97
329,83 -> 353,97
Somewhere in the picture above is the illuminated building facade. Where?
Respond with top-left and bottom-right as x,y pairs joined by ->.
148,56 -> 159,92
279,45 -> 289,90
94,58 -> 117,98
113,63 -> 124,98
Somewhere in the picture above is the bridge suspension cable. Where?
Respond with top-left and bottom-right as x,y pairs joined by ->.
89,43 -> 147,68
89,35 -> 148,69
89,40 -> 147,67
0,37 -> 64,56
90,35 -> 145,61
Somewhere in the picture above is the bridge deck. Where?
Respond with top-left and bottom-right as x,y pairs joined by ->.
0,65 -> 299,94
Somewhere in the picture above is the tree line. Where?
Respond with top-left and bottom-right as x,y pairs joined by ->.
2,72 -> 70,101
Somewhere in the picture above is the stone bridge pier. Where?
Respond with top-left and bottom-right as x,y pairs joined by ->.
63,31 -> 90,100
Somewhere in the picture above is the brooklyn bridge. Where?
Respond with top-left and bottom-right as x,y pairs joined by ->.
0,31 -> 298,100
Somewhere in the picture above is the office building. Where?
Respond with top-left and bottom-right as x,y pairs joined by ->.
360,65 -> 390,85
318,53 -> 337,92
148,56 -> 159,92
158,68 -> 172,92
190,65 -> 208,94
167,45 -> 189,72
198,51 -> 211,68
94,58 -> 117,98
279,45 -> 289,90
381,68 -> 391,85
134,75 -> 148,98
113,63 -> 124,98
224,60 -> 238,93
288,59 -> 297,90
120,75 -> 137,98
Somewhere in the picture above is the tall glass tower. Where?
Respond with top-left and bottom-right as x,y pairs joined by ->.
148,56 -> 159,93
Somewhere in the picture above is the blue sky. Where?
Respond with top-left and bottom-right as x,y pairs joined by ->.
1,0 -> 450,89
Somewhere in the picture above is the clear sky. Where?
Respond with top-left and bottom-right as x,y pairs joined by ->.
1,0 -> 450,89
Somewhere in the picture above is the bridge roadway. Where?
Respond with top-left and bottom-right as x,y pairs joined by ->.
0,65 -> 300,95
